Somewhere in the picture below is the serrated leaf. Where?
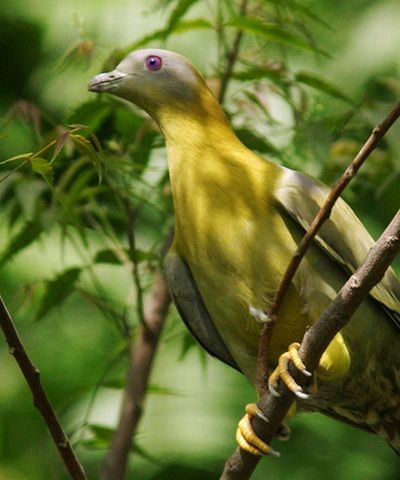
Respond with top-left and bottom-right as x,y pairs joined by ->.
227,17 -> 329,56
70,134 -> 103,182
30,157 -> 54,185
35,268 -> 81,320
52,130 -> 71,160
295,71 -> 354,104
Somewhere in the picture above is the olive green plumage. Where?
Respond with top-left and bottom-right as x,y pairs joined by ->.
89,49 -> 400,454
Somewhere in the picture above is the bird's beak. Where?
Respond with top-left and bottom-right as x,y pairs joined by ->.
88,69 -> 128,93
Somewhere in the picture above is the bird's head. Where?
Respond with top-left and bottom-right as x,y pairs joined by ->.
88,48 -> 214,123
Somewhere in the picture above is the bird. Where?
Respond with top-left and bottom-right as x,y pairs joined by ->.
88,48 -> 400,457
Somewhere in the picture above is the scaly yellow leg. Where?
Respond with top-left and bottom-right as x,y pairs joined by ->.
236,404 -> 281,457
268,342 -> 313,399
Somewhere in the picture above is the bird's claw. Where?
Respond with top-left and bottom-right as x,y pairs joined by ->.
268,342 -> 312,400
236,404 -> 280,457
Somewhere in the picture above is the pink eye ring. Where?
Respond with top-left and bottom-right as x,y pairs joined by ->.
145,55 -> 162,71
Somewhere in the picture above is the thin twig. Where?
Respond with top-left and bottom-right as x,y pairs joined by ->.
221,208 -> 400,479
100,268 -> 172,480
256,100 -> 400,395
218,0 -> 249,104
0,296 -> 87,480
122,199 -> 146,326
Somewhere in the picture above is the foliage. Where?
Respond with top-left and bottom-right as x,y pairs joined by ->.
0,0 -> 399,479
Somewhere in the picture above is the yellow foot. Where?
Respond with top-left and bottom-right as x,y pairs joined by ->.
268,342 -> 312,400
236,404 -> 280,457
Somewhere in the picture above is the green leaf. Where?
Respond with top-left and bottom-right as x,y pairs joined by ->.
147,383 -> 180,396
173,18 -> 213,34
0,220 -> 43,267
68,100 -> 112,132
30,157 -> 54,185
235,128 -> 280,155
287,1 -> 331,29
35,268 -> 81,320
94,247 -> 158,266
83,424 -> 114,449
227,16 -> 329,56
121,19 -> 212,54
179,329 -> 208,370
70,133 -> 103,182
234,66 -> 285,85
94,248 -> 122,265
133,249 -> 158,263
295,71 -> 355,104
0,152 -> 32,165
84,423 -> 161,464
266,0 -> 331,29
124,29 -> 166,52
165,0 -> 200,35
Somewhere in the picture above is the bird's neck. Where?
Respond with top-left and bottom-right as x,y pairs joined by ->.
162,110 -> 246,212
154,86 -> 239,152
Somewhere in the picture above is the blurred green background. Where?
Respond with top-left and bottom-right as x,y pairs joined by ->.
0,0 -> 399,479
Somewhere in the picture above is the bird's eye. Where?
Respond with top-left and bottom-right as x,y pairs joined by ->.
145,55 -> 162,71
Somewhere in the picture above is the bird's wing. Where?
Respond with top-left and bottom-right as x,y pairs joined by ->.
275,167 -> 400,326
164,250 -> 241,371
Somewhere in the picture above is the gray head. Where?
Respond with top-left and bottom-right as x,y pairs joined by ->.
88,48 -> 214,121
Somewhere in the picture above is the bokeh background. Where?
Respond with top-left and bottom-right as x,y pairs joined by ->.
0,0 -> 400,479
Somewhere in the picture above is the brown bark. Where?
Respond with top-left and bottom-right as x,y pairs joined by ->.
100,271 -> 171,480
221,208 -> 400,479
221,100 -> 400,479
0,296 -> 87,479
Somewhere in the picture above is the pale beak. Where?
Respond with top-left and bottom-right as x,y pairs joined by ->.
88,69 -> 128,93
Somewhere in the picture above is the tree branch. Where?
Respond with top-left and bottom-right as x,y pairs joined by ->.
257,100 -> 400,395
221,101 -> 400,479
218,0 -> 248,104
0,296 -> 87,479
100,268 -> 171,480
221,207 -> 400,479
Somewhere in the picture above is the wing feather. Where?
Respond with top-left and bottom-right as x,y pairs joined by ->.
276,167 -> 400,327
164,250 -> 241,371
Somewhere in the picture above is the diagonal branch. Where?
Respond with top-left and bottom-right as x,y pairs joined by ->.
257,100 -> 400,395
220,100 -> 400,479
221,207 -> 400,479
0,296 -> 87,480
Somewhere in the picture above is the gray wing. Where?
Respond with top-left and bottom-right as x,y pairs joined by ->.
276,167 -> 400,327
164,250 -> 241,372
